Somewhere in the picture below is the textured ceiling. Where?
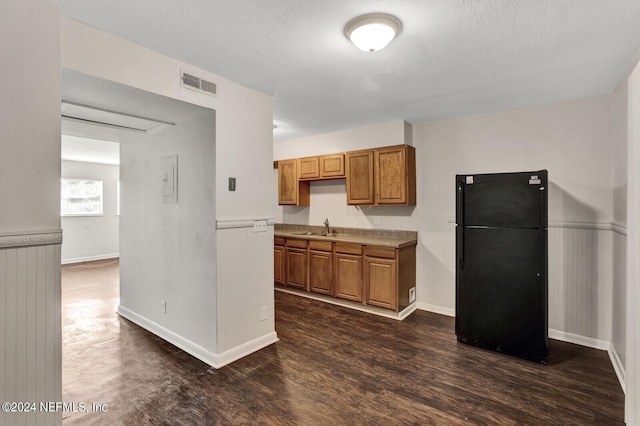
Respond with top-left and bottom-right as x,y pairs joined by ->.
58,0 -> 640,142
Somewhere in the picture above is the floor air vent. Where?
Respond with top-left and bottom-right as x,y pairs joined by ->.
181,70 -> 217,97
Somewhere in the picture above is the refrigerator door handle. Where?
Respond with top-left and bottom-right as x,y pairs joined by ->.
456,178 -> 465,270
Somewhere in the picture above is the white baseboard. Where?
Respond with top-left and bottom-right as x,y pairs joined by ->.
117,305 -> 278,369
62,253 -> 119,265
608,344 -> 626,394
548,329 -> 610,350
117,305 -> 218,366
275,287 -> 416,320
417,302 -> 455,317
215,332 -> 279,369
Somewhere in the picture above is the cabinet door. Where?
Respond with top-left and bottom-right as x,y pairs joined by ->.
346,150 -> 374,205
365,257 -> 398,310
299,156 -> 320,180
286,248 -> 307,290
278,159 -> 298,205
375,146 -> 407,204
320,154 -> 345,178
274,245 -> 285,284
278,159 -> 309,206
309,250 -> 333,295
334,253 -> 363,302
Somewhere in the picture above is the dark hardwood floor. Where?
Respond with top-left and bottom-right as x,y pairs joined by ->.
62,259 -> 624,425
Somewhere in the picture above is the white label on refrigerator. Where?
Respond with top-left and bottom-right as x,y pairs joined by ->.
466,176 -> 474,184
529,178 -> 541,185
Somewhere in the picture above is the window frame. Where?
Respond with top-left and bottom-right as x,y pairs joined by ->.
60,178 -> 104,217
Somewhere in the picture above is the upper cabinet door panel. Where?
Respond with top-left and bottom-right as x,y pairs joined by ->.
299,156 -> 320,180
375,145 -> 416,206
376,146 -> 406,204
320,154 -> 345,178
278,159 -> 310,206
278,159 -> 298,205
346,151 -> 375,205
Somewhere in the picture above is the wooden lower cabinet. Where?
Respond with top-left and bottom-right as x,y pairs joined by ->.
364,257 -> 398,310
275,237 -> 415,312
334,252 -> 363,302
274,245 -> 285,285
309,250 -> 333,295
286,247 -> 308,290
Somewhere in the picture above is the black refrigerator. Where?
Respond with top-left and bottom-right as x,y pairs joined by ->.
455,170 -> 548,364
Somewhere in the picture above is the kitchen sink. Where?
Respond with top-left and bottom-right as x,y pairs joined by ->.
290,231 -> 350,238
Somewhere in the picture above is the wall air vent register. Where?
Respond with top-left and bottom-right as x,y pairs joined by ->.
181,70 -> 217,97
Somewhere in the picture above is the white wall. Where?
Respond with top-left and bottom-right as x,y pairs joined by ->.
274,97 -> 616,345
119,112 -> 218,359
61,16 -> 276,367
611,71 -> 629,374
61,160 -> 119,264
625,57 -> 640,426
1,1 -> 62,425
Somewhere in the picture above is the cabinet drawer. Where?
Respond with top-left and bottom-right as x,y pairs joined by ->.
364,246 -> 397,259
274,236 -> 285,246
286,238 -> 307,249
309,240 -> 332,252
334,243 -> 362,255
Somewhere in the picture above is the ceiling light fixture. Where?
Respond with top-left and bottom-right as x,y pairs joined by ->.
345,13 -> 402,53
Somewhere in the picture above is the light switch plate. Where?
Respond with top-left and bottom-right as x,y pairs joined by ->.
228,177 -> 236,191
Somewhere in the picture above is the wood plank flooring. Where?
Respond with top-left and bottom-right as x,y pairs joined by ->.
62,259 -> 624,425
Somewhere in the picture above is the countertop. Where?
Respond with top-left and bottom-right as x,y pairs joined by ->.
274,224 -> 417,248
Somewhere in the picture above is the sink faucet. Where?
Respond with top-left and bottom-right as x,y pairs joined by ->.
323,218 -> 330,235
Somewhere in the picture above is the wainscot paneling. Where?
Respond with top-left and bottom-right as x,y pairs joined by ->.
1,231 -> 62,425
427,220 -> 615,347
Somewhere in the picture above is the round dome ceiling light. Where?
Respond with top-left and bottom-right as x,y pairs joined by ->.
345,13 -> 402,53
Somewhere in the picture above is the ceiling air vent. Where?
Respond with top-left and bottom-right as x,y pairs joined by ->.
181,70 -> 217,97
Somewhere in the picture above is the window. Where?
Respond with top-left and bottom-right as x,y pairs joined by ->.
61,179 -> 104,216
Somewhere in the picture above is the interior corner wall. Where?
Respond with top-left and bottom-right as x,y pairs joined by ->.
1,1 -> 62,425
625,57 -> 640,426
274,96 -> 615,345
61,160 -> 120,264
611,74 -> 629,374
119,112 -> 218,358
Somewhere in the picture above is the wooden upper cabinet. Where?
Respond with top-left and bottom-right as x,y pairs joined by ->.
278,144 -> 414,206
375,145 -> 416,205
299,154 -> 345,180
320,154 -> 345,178
278,159 -> 310,206
299,156 -> 320,180
346,150 -> 375,205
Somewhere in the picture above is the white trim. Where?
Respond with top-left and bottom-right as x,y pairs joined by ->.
0,229 -> 62,249
446,217 -> 626,233
216,217 -> 276,230
548,329 -> 610,350
117,305 -> 278,369
417,302 -> 455,317
61,253 -> 119,265
215,332 -> 279,369
275,286 -> 416,320
611,221 -> 628,236
117,305 -> 218,366
609,344 -> 627,394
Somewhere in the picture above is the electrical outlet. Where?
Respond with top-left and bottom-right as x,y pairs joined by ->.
374,216 -> 380,225
409,287 -> 416,303
161,300 -> 167,313
253,219 -> 267,233
260,306 -> 268,321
